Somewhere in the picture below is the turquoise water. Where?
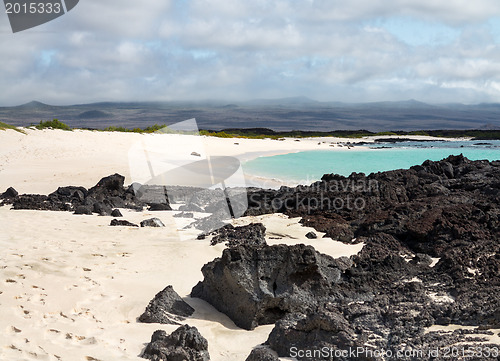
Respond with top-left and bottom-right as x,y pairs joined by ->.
242,141 -> 500,183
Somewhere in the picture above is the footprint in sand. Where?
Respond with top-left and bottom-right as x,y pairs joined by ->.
83,276 -> 100,287
71,307 -> 101,323
8,326 -> 22,334
16,305 -> 32,319
64,282 -> 83,291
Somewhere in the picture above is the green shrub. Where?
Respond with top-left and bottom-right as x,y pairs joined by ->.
374,131 -> 398,136
0,121 -> 25,133
36,119 -> 72,131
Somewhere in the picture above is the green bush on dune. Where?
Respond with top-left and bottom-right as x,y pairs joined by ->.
0,121 -> 25,133
103,123 -> 168,133
36,119 -> 72,131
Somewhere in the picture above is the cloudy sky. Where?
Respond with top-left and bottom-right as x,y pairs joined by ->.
2,0 -> 500,105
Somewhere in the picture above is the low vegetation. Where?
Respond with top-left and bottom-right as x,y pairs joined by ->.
0,121 -> 25,133
103,124 -> 168,134
3,119 -> 500,139
35,119 -> 72,131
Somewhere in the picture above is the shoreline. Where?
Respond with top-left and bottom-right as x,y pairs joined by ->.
0,128 -> 472,194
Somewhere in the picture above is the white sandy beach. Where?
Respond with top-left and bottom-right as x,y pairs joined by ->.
0,128 -> 463,194
0,128 -> 476,361
0,128 -> 367,361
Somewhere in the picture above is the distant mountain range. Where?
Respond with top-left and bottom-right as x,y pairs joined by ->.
1,98 -> 500,131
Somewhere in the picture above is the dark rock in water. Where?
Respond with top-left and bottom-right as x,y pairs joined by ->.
93,201 -> 113,216
141,218 -> 165,228
305,231 -> 317,239
191,244 -> 351,330
74,205 -> 93,215
267,310 -> 361,360
148,203 -> 172,211
245,347 -> 279,361
139,285 -> 195,325
174,212 -> 194,218
142,325 -> 209,361
209,223 -> 267,247
111,209 -> 123,217
1,187 -> 18,199
110,219 -> 139,227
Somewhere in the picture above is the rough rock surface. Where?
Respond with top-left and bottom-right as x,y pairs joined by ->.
111,209 -> 123,217
245,347 -> 279,361
1,187 -> 18,199
139,286 -> 195,325
305,231 -> 317,239
173,212 -> 194,218
110,219 -> 139,227
208,223 -> 267,247
267,310 -> 364,360
197,156 -> 500,358
148,203 -> 172,211
191,244 -> 351,330
74,205 -> 93,215
2,173 -> 172,214
142,325 -> 210,361
140,218 -> 166,227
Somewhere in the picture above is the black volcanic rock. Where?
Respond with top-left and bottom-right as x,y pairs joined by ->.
2,174 -> 150,212
188,208 -> 231,233
305,231 -> 317,239
111,209 -> 123,217
148,203 -> 172,211
179,203 -> 205,213
110,219 -> 138,227
245,347 -> 279,361
234,155 -> 500,358
88,173 -> 125,196
174,212 -> 194,218
191,244 -> 351,330
140,218 -> 165,227
139,286 -> 195,325
93,201 -> 113,216
142,325 -> 209,361
49,186 -> 88,203
74,205 -> 93,215
209,223 -> 267,247
1,187 -> 18,199
267,310 -> 362,360
11,194 -> 72,211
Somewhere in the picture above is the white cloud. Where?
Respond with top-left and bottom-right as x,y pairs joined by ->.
2,0 -> 500,105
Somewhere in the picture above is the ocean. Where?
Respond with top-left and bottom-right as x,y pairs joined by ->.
242,140 -> 500,184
